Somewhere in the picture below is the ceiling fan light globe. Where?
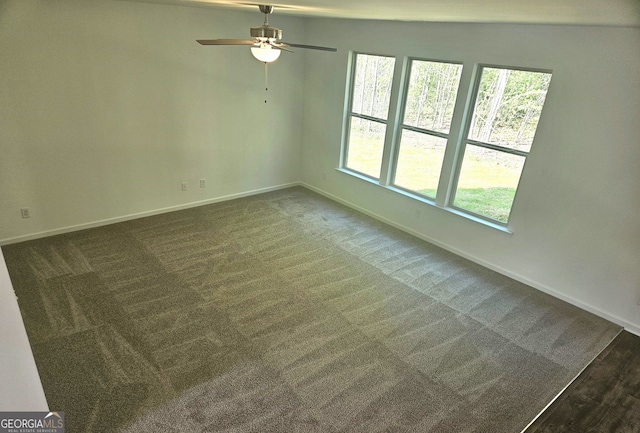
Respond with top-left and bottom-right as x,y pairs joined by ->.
251,45 -> 281,63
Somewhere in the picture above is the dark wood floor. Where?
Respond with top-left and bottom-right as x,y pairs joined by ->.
526,330 -> 640,433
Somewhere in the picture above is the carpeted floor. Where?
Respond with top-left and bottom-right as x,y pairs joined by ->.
2,186 -> 621,432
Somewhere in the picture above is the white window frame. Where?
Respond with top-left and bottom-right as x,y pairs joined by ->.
389,57 -> 465,202
340,52 -> 401,181
449,64 -> 553,225
340,53 -> 552,232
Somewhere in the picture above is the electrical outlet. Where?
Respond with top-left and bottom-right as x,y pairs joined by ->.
200,179 -> 206,188
181,182 -> 187,191
20,208 -> 31,219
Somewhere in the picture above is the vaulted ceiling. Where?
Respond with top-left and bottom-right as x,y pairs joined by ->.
122,0 -> 640,27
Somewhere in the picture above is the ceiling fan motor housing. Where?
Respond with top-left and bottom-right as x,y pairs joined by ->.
251,25 -> 282,40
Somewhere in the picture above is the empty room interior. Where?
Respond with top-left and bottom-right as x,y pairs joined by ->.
1,0 -> 639,432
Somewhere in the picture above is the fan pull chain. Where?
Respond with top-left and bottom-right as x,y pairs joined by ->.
264,62 -> 268,104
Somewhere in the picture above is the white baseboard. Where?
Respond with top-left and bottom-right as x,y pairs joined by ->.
0,182 -> 301,246
300,182 -> 640,337
3,180 -> 638,337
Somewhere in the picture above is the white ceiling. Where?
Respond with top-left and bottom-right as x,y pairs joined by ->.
124,0 -> 640,27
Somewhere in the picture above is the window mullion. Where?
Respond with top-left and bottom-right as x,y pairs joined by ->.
466,139 -> 529,158
435,63 -> 476,208
401,124 -> 449,140
379,57 -> 407,187
350,113 -> 386,124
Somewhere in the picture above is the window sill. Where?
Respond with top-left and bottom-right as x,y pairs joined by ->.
443,206 -> 513,235
336,168 -> 513,235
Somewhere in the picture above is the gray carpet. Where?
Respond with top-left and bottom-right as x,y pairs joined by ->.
2,186 -> 621,432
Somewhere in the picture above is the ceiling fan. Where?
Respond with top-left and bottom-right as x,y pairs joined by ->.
197,4 -> 337,63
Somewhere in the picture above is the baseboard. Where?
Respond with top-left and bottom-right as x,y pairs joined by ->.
0,182 -> 301,246
300,182 -> 640,337
3,181 -> 638,337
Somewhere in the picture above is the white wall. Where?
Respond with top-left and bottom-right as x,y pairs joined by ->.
300,19 -> 640,333
0,0 -> 306,242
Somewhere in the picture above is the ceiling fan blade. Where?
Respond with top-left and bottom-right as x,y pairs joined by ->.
197,39 -> 256,46
270,42 -> 294,53
280,42 -> 337,52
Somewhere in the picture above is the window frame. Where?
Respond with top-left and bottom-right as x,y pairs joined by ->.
448,64 -> 553,225
340,52 -> 397,181
339,53 -> 553,232
389,57 -> 465,202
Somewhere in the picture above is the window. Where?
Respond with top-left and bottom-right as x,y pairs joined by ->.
453,67 -> 552,223
393,60 -> 463,199
340,54 -> 552,229
343,53 -> 395,179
